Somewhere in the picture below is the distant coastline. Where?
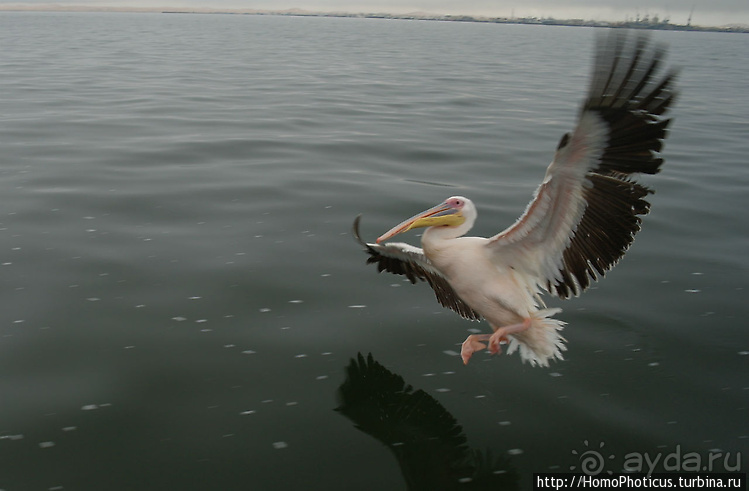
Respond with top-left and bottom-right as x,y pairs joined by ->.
345,12 -> 749,34
1,5 -> 747,33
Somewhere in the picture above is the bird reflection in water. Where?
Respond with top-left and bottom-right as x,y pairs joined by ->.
336,353 -> 519,490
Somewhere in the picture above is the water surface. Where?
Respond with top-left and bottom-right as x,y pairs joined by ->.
0,12 -> 747,490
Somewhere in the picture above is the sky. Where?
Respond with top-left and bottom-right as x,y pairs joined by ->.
1,0 -> 748,26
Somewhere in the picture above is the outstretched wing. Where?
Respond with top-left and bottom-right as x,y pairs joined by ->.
352,216 -> 482,321
487,30 -> 677,299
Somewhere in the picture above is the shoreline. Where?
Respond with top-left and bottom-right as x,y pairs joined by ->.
1,6 -> 747,34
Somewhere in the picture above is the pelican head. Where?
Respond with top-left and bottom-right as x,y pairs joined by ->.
377,196 -> 476,243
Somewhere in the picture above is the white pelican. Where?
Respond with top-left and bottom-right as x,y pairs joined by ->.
353,30 -> 677,366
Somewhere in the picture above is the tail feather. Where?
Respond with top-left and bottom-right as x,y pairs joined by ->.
506,308 -> 567,367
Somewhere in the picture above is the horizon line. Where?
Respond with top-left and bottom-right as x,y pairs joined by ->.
1,5 -> 747,32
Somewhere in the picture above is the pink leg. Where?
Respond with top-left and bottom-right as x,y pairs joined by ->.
461,333 -> 492,365
488,318 -> 532,355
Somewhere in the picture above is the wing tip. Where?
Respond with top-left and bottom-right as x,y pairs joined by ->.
352,215 -> 483,321
352,214 -> 376,251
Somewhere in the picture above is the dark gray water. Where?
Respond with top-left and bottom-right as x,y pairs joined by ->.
1,11 -> 747,490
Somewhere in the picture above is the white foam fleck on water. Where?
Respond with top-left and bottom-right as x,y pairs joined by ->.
39,441 -> 55,449
81,404 -> 98,411
272,441 -> 288,450
1,434 -> 24,441
435,388 -> 450,393
288,300 -> 303,304
242,350 -> 256,355
294,354 -> 307,358
240,410 -> 256,415
685,289 -> 701,293
259,308 -> 271,313
316,375 -> 328,380
348,305 -> 366,308
172,317 -> 187,322
507,448 -> 524,455
443,350 -> 460,357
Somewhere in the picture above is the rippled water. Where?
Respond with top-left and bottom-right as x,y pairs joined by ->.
1,12 -> 747,490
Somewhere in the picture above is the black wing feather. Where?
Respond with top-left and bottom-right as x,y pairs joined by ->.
550,30 -> 678,297
352,216 -> 482,321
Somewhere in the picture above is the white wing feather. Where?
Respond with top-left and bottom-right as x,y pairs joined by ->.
487,31 -> 677,298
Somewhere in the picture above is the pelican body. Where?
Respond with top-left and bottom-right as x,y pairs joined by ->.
354,30 -> 677,366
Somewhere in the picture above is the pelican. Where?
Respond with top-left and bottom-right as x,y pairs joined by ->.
353,30 -> 677,366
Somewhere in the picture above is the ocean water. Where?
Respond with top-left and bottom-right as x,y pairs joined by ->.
0,11 -> 747,490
